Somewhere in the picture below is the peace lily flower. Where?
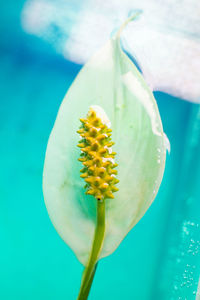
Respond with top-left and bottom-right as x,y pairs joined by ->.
43,14 -> 167,299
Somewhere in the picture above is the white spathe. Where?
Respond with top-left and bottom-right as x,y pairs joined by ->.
43,29 -> 166,265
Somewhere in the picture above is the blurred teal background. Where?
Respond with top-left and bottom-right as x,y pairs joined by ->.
0,1 -> 200,299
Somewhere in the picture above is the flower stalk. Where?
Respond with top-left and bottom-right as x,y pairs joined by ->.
77,199 -> 105,300
77,106 -> 118,299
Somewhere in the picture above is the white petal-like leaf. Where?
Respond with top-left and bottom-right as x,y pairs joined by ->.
43,31 -> 166,265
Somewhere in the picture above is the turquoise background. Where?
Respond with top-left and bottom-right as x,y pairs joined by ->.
0,1 -> 200,299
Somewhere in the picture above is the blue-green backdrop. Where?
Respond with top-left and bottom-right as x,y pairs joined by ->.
0,1 -> 200,299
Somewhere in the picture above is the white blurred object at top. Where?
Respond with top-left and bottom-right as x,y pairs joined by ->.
21,0 -> 200,103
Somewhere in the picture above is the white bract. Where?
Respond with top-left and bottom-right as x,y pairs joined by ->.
43,24 -> 167,265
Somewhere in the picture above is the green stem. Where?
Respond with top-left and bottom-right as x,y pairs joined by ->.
77,200 -> 106,300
